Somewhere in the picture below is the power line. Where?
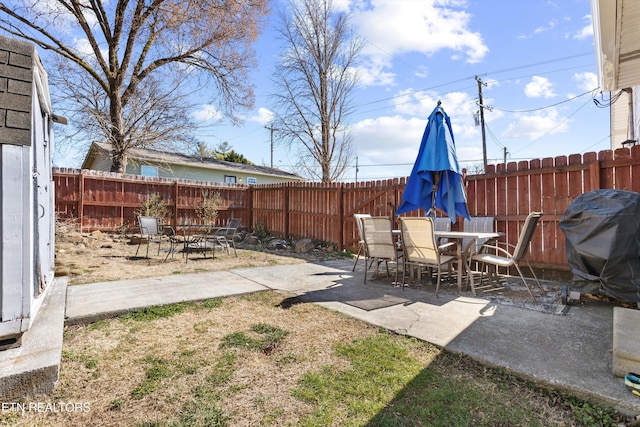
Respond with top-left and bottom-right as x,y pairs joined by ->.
511,94 -> 594,155
491,89 -> 597,113
354,52 -> 594,110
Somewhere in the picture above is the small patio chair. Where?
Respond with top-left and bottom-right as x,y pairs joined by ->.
352,213 -> 372,271
470,212 -> 544,300
183,224 -> 216,262
361,216 -> 400,284
135,216 -> 177,261
399,217 -> 456,295
208,218 -> 241,257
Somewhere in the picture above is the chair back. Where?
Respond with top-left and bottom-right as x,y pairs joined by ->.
361,216 -> 396,259
399,217 -> 439,264
226,218 -> 241,233
463,216 -> 495,252
138,216 -> 160,236
354,214 -> 372,243
511,212 -> 543,262
433,217 -> 451,232
215,218 -> 241,237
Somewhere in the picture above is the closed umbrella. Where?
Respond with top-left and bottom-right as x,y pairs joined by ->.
396,102 -> 470,223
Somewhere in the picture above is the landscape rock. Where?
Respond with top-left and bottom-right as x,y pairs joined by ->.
294,238 -> 315,254
267,239 -> 289,250
244,235 -> 260,245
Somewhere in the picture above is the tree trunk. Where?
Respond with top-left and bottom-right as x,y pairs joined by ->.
109,92 -> 127,174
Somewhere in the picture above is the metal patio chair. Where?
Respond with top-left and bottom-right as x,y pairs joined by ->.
352,213 -> 372,272
399,217 -> 456,295
208,218 -> 241,257
135,216 -> 177,261
470,212 -> 544,300
361,216 -> 400,284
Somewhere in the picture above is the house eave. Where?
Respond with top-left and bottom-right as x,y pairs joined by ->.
592,0 -> 640,92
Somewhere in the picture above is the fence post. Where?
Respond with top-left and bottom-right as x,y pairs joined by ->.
173,181 -> 179,225
247,185 -> 253,231
589,160 -> 601,190
78,170 -> 84,233
284,183 -> 290,239
338,183 -> 344,251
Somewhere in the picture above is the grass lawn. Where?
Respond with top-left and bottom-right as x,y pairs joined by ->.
0,291 -> 622,427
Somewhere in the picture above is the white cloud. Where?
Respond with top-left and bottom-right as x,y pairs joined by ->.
72,37 -> 108,62
248,107 -> 275,125
518,19 -> 557,39
573,14 -> 593,40
193,104 -> 223,122
573,72 -> 598,92
501,108 -> 570,140
349,89 -> 485,179
524,76 -> 556,98
354,56 -> 396,87
351,0 -> 488,87
534,19 -> 558,35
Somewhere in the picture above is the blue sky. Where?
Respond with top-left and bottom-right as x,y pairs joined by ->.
57,0 -> 610,182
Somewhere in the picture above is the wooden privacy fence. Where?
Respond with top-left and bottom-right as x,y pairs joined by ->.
53,146 -> 640,277
54,168 -> 251,232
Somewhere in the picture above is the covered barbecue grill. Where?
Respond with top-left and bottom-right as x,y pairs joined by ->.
559,189 -> 640,304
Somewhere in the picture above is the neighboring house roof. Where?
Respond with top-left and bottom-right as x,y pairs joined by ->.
592,0 -> 640,91
82,142 -> 304,181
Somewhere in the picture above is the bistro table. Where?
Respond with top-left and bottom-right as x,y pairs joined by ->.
176,223 -> 220,262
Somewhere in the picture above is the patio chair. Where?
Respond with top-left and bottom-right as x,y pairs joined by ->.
470,212 -> 544,300
399,217 -> 456,295
183,224 -> 216,262
440,216 -> 496,283
208,218 -> 241,257
462,216 -> 496,255
361,216 -> 400,284
135,216 -> 177,261
433,217 -> 457,251
352,213 -> 372,271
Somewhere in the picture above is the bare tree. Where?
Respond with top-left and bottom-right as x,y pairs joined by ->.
0,0 -> 268,172
271,0 -> 361,182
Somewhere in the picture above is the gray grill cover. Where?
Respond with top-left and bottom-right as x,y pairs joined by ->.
560,189 -> 640,302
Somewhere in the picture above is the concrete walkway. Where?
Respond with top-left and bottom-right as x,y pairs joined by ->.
3,259 -> 640,416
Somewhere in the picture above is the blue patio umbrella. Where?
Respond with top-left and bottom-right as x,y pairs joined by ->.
396,102 -> 470,223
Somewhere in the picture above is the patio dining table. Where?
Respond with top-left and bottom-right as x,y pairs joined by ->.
176,223 -> 222,262
394,228 -> 501,295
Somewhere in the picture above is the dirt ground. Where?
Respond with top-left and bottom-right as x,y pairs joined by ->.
54,229 -> 337,285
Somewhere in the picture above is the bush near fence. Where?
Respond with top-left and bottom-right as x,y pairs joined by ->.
53,146 -> 640,279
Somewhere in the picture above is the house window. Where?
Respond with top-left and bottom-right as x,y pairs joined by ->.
247,177 -> 257,184
224,175 -> 237,184
141,165 -> 158,177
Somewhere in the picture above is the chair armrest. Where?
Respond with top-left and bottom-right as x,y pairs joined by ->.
437,242 -> 457,252
476,243 -> 513,258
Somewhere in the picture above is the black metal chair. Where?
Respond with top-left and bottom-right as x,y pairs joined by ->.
135,216 -> 177,261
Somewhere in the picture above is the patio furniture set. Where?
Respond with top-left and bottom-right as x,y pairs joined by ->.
134,216 -> 241,262
353,212 -> 545,300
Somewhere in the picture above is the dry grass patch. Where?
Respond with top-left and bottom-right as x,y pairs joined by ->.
54,234 -> 308,285
2,291 -> 620,427
4,292 -> 382,426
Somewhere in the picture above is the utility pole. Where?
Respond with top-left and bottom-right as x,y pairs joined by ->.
264,124 -> 279,168
355,156 -> 359,183
476,75 -> 488,172
503,147 -> 508,165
